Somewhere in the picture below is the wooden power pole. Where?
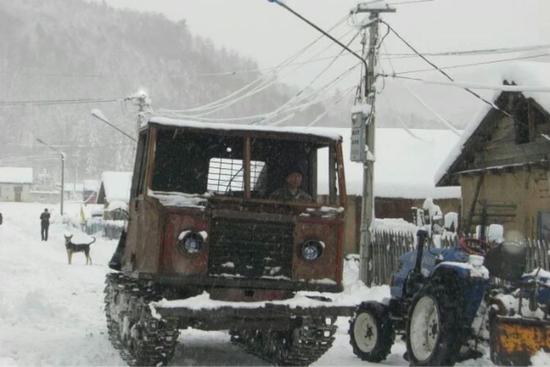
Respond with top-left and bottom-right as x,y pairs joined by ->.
352,2 -> 395,286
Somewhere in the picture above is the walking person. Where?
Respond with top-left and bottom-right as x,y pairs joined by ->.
40,208 -> 50,241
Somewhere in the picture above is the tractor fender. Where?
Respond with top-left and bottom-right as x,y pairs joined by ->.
432,260 -> 489,280
429,263 -> 489,326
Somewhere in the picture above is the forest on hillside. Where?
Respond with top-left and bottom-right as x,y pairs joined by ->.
0,0 -> 331,180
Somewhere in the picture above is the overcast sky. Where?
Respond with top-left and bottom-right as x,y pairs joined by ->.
98,0 -> 550,127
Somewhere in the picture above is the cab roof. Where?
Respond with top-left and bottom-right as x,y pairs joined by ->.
145,116 -> 342,144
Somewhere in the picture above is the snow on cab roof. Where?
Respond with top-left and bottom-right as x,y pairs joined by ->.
316,127 -> 461,199
146,116 -> 343,142
435,61 -> 550,186
0,167 -> 33,184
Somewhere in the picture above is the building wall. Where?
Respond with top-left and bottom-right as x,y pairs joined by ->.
0,184 -> 32,202
460,168 -> 550,240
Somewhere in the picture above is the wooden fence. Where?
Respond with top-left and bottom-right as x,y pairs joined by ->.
369,230 -> 549,285
525,238 -> 550,271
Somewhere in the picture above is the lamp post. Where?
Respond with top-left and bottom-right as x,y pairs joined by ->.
36,138 -> 65,215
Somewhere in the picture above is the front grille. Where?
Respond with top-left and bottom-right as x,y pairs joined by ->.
208,216 -> 294,279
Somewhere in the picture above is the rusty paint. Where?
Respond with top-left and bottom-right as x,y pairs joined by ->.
160,210 -> 209,275
292,218 -> 342,284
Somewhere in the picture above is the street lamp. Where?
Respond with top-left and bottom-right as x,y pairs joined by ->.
36,138 -> 65,215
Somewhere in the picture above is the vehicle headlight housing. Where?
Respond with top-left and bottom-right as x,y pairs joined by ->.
177,231 -> 206,254
301,240 -> 324,261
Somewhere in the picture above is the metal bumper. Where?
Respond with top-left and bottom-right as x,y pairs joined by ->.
138,273 -> 343,293
153,299 -> 355,331
490,314 -> 550,366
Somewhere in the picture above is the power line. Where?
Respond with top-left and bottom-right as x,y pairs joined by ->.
258,29 -> 362,125
388,52 -> 550,75
380,20 -> 510,116
0,98 -> 121,107
382,74 -> 550,92
162,14 -> 351,115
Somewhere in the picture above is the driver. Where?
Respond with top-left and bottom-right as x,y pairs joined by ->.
269,165 -> 312,202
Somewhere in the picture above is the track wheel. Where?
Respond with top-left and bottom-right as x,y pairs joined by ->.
349,302 -> 394,362
104,273 -> 179,366
406,282 -> 464,366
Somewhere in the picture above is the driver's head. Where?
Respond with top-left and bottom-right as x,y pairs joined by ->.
286,171 -> 303,191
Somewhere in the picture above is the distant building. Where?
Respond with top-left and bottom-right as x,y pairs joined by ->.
0,167 -> 33,202
97,171 -> 132,220
83,180 -> 99,204
316,127 -> 461,253
436,62 -> 550,241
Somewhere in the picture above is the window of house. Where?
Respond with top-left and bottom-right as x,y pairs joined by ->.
539,211 -> 550,242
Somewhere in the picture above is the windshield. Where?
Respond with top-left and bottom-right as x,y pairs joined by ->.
150,128 -> 337,203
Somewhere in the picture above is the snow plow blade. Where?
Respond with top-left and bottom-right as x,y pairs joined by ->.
490,315 -> 550,366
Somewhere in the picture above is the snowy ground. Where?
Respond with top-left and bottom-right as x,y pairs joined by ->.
0,201 -> 510,366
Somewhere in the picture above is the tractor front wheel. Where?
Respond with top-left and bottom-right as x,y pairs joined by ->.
349,302 -> 395,362
406,282 -> 464,366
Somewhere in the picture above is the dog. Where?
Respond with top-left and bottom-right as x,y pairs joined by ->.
64,233 -> 96,265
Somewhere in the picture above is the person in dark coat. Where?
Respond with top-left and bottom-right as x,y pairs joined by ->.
269,164 -> 312,202
0,212 -> 3,225
40,208 -> 50,241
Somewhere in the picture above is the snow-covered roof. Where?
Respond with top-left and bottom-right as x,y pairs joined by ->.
146,117 -> 343,142
317,128 -> 461,199
83,179 -> 99,192
63,183 -> 84,192
0,167 -> 33,184
100,171 -> 132,203
435,61 -> 550,186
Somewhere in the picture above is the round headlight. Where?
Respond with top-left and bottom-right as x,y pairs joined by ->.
177,231 -> 204,254
301,240 -> 324,261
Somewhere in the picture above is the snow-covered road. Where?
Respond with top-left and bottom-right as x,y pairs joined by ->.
0,201 -> 508,366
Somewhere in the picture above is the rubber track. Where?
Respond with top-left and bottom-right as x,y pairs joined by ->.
230,319 -> 337,366
104,273 -> 179,366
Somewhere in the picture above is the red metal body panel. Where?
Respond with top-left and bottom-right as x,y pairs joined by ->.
160,209 -> 208,275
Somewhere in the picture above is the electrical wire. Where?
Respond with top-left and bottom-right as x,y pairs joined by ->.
258,29 -> 362,125
0,98 -> 121,107
161,14 -> 351,115
400,81 -> 461,135
183,26 -> 358,119
380,20 -> 511,116
259,62 -> 362,126
389,52 -> 550,75
382,74 -> 550,92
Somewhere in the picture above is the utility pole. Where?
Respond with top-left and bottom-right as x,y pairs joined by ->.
267,0 -> 394,285
125,90 -> 152,134
353,2 -> 395,286
36,138 -> 66,215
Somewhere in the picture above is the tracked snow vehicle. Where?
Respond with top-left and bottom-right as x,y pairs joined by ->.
104,117 -> 354,366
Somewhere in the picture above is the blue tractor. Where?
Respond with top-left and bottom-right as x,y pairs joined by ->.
348,230 -> 550,366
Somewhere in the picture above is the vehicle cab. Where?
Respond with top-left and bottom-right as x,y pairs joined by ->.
119,117 -> 348,301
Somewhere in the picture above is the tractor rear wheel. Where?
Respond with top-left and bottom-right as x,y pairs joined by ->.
406,282 -> 464,366
349,302 -> 394,362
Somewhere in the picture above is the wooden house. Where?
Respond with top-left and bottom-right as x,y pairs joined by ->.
437,81 -> 550,241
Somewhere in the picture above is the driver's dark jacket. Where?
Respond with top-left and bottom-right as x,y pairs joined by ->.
269,187 -> 312,202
